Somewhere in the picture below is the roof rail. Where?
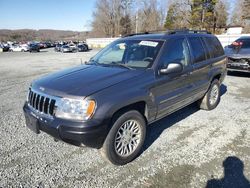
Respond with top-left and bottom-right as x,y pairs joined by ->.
122,29 -> 211,38
122,30 -> 168,38
166,29 -> 211,35
122,32 -> 150,38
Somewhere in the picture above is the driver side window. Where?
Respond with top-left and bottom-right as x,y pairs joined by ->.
163,38 -> 189,68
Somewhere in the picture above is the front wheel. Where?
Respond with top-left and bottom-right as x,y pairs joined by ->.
198,79 -> 221,110
101,110 -> 146,165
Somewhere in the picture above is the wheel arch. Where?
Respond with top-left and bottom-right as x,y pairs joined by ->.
110,101 -> 149,125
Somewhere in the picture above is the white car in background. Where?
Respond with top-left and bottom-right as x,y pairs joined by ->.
9,44 -> 29,52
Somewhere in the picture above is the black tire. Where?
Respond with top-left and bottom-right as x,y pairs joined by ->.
101,110 -> 146,165
198,79 -> 221,110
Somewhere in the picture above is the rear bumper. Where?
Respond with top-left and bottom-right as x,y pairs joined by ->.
23,102 -> 109,148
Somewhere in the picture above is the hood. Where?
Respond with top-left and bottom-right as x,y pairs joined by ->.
32,65 -> 143,97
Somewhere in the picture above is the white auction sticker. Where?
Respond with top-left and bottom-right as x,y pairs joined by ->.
139,41 -> 158,47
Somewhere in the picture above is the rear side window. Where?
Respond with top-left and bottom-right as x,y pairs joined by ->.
204,37 -> 224,58
188,37 -> 206,63
237,38 -> 250,48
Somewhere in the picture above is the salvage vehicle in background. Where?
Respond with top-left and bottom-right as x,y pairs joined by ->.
23,30 -> 227,165
68,44 -> 77,52
9,44 -> 29,52
54,44 -> 62,52
0,44 -> 10,52
225,36 -> 250,73
61,45 -> 73,53
28,43 -> 40,52
77,44 -> 88,52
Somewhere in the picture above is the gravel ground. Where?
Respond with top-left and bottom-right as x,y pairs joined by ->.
0,49 -> 250,188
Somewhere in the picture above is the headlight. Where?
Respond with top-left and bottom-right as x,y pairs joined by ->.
55,98 -> 96,121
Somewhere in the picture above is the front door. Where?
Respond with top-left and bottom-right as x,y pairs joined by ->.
151,37 -> 194,119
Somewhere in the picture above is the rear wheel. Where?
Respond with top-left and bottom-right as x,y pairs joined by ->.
198,79 -> 220,110
101,110 -> 146,165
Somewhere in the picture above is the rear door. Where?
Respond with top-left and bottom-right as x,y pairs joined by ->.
187,36 -> 211,97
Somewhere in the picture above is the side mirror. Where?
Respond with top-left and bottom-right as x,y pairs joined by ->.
159,62 -> 183,75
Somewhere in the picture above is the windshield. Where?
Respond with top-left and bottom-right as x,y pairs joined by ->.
90,39 -> 164,69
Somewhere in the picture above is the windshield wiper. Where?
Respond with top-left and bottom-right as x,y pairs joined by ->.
110,62 -> 134,70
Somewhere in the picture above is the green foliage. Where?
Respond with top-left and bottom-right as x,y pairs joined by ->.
164,4 -> 176,30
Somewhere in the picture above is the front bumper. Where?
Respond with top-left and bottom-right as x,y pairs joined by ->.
227,58 -> 250,73
23,102 -> 108,148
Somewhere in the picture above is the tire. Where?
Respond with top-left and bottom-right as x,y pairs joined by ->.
101,110 -> 146,165
21,49 -> 24,52
198,79 -> 221,110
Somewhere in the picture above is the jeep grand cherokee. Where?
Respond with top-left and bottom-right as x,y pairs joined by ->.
23,30 -> 227,165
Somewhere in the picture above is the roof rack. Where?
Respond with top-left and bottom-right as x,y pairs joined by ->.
122,32 -> 150,38
122,30 -> 167,38
166,29 -> 211,35
122,29 -> 211,38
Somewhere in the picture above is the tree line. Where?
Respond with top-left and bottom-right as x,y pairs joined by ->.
91,0 -> 250,37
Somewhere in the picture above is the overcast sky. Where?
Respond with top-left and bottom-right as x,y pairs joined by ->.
0,0 -> 236,31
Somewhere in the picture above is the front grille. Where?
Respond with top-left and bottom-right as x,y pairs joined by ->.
27,89 -> 56,116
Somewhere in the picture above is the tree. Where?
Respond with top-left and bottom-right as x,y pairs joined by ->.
242,0 -> 250,32
214,0 -> 228,33
120,15 -> 132,35
230,0 -> 250,33
164,3 -> 176,29
189,0 -> 217,32
135,0 -> 163,32
230,0 -> 244,25
164,0 -> 190,30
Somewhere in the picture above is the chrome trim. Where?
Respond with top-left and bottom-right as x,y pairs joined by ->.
27,88 -> 60,119
41,96 -> 45,113
47,98 -> 51,114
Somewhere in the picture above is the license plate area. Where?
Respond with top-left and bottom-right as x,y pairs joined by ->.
25,113 -> 40,134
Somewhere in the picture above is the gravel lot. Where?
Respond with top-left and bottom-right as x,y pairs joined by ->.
0,49 -> 250,188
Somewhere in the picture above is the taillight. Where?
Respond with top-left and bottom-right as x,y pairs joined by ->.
232,41 -> 243,46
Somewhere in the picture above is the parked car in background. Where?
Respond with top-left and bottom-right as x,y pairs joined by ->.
0,44 -> 9,52
225,36 -> 250,73
28,43 -> 40,52
38,43 -> 46,49
77,43 -> 89,52
61,45 -> 73,53
54,44 -> 62,52
68,44 -> 77,52
23,30 -> 227,165
9,44 -> 29,52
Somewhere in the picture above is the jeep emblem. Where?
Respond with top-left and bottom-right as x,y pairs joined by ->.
39,87 -> 45,91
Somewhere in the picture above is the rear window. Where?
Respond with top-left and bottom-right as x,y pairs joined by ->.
204,37 -> 224,58
188,37 -> 206,63
235,38 -> 250,48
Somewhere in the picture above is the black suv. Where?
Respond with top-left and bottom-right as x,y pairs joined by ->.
225,36 -> 250,73
23,30 -> 227,165
28,44 -> 40,52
